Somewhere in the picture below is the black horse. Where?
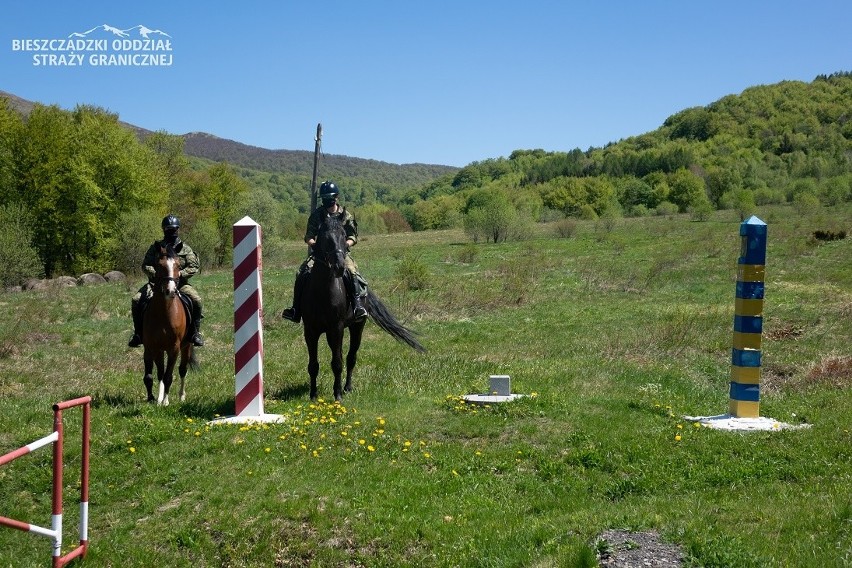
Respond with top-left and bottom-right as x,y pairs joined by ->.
299,210 -> 425,401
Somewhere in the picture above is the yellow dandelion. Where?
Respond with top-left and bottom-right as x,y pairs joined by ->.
358,439 -> 366,445
378,418 -> 386,426
126,440 -> 132,444
129,447 -> 136,453
675,435 -> 682,441
693,422 -> 701,428
423,452 -> 431,458
367,445 -> 375,452
452,470 -> 459,476
264,447 -> 271,453
475,451 -> 482,456
677,424 -> 683,429
186,418 -> 194,423
194,431 -> 201,437
184,428 -> 190,433
404,440 -> 412,447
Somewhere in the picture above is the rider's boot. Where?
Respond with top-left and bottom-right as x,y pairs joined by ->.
127,303 -> 143,347
282,272 -> 305,323
191,317 -> 204,347
352,295 -> 368,322
344,272 -> 368,322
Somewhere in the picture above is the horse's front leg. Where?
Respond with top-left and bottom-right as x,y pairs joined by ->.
143,348 -> 156,402
306,331 -> 321,400
158,351 -> 177,406
177,345 -> 191,403
326,329 -> 345,402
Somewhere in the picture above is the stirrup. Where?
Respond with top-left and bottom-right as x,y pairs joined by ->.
352,301 -> 367,321
191,333 -> 204,347
282,307 -> 300,323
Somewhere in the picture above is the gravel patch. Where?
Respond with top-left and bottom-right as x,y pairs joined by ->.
595,529 -> 686,567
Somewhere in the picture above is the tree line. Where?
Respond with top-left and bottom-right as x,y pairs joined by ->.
2,72 -> 850,285
0,102 -> 252,284
392,73 -> 852,233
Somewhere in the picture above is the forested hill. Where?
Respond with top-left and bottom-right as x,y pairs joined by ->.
0,89 -> 458,189
398,72 -> 852,230
179,131 -> 458,187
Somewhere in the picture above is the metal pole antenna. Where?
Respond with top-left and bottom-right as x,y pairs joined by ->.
310,123 -> 322,212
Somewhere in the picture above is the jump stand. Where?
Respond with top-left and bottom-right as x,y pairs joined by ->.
211,217 -> 284,425
0,396 -> 92,567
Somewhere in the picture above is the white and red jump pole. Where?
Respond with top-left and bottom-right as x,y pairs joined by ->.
212,216 -> 283,424
0,396 -> 91,567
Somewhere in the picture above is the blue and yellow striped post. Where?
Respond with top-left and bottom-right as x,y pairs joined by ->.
730,215 -> 767,418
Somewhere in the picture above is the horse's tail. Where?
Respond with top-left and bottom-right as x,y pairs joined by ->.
365,291 -> 426,353
188,345 -> 200,371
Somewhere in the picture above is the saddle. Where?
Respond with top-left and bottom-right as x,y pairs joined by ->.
139,292 -> 193,326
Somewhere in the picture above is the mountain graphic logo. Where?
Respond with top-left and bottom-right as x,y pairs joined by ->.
68,24 -> 171,39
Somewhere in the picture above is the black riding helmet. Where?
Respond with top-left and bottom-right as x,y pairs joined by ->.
162,214 -> 180,231
161,214 -> 181,245
319,181 -> 340,207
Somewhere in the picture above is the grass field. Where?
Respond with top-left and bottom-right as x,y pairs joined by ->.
0,205 -> 850,567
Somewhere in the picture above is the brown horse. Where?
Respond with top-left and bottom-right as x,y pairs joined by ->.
142,243 -> 197,405
300,211 -> 424,401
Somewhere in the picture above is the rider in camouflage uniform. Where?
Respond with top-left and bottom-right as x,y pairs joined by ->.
127,214 -> 205,347
282,181 -> 368,323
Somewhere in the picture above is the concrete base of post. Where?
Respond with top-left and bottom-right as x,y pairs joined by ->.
684,414 -> 810,431
208,413 -> 286,426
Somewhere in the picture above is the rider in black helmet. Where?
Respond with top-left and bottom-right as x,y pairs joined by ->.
128,214 -> 205,347
282,181 -> 368,323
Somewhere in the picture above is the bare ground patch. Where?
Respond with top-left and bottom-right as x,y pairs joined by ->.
596,529 -> 686,567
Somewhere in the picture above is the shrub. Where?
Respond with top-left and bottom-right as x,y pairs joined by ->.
463,189 -> 517,243
554,218 -> 578,238
395,253 -> 430,291
792,192 -> 821,216
627,204 -> 651,218
0,203 -> 43,287
454,243 -> 479,264
753,187 -> 786,205
655,201 -> 679,216
380,208 -> 412,233
689,197 -> 715,221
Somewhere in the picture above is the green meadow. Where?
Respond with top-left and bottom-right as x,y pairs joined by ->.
0,205 -> 850,567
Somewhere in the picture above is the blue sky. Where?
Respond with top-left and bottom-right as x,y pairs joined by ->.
2,1 -> 850,167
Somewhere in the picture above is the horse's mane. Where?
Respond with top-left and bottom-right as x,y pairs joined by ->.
320,210 -> 345,232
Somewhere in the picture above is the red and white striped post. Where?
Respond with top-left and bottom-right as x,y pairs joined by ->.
219,216 -> 283,424
233,216 -> 266,417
